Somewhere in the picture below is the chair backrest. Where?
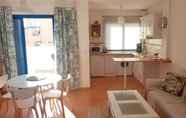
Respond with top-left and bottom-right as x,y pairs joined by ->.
39,83 -> 54,101
0,74 -> 8,88
9,87 -> 38,109
39,83 -> 54,93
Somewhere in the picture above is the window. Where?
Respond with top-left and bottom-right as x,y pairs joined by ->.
105,23 -> 140,50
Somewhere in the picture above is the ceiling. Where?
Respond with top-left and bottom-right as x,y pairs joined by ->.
88,0 -> 161,10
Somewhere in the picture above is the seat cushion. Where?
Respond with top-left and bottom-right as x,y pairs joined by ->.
148,89 -> 182,104
159,103 -> 186,118
148,89 -> 186,118
1,92 -> 12,99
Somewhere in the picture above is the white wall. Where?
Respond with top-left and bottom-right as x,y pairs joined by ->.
147,0 -> 186,76
157,0 -> 186,76
147,0 -> 170,59
89,9 -> 146,24
0,0 -> 74,14
76,0 -> 90,88
167,0 -> 186,74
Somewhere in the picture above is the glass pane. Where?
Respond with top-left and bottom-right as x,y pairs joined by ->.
23,18 -> 56,74
124,24 -> 140,50
114,92 -> 137,100
106,24 -> 123,50
119,102 -> 148,115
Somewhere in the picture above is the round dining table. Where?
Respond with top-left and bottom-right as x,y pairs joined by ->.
7,73 -> 61,88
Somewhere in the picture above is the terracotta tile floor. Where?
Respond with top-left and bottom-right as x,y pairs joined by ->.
0,77 -> 145,118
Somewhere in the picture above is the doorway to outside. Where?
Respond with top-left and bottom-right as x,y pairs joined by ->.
14,15 -> 56,74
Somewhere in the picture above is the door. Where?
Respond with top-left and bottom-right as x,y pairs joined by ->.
14,15 -> 55,74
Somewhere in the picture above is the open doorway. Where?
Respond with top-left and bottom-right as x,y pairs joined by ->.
14,15 -> 56,74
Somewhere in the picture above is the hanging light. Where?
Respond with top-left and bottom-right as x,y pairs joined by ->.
118,5 -> 125,24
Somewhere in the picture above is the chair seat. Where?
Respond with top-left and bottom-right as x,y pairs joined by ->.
1,92 -> 12,99
16,96 -> 36,109
43,89 -> 62,99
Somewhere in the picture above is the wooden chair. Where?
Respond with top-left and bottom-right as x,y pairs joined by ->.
9,87 -> 39,118
40,74 -> 72,118
38,83 -> 55,117
0,74 -> 12,112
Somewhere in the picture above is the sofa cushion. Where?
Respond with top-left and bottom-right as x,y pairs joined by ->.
158,103 -> 186,118
161,72 -> 185,96
148,89 -> 186,118
148,89 -> 182,105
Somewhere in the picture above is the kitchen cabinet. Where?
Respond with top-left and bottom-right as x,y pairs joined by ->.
90,54 -> 133,77
104,55 -> 113,75
104,55 -> 123,76
140,14 -> 162,39
90,55 -> 105,76
114,58 -> 124,75
133,62 -> 160,85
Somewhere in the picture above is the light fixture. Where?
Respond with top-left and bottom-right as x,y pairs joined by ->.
118,5 -> 125,24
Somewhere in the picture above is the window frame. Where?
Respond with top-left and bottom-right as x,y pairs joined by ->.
105,23 -> 140,51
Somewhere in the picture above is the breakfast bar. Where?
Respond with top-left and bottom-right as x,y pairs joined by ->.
113,57 -> 170,89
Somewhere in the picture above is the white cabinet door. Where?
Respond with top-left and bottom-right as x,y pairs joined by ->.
140,14 -> 161,38
114,61 -> 123,75
105,55 -> 122,76
90,55 -> 105,76
104,55 -> 114,76
104,55 -> 124,76
113,56 -> 123,76
114,55 -> 134,76
104,55 -> 134,76
133,62 -> 144,85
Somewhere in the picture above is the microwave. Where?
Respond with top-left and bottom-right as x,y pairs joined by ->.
89,44 -> 105,53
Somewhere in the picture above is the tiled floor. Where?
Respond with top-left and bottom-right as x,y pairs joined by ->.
0,77 -> 145,118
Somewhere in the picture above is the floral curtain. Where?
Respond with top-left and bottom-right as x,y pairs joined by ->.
0,6 -> 17,79
54,7 -> 80,89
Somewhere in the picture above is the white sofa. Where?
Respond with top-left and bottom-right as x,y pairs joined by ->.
146,79 -> 186,118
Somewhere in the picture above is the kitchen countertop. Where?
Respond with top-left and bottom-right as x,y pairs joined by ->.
113,57 -> 171,63
90,51 -> 138,56
90,51 -> 171,63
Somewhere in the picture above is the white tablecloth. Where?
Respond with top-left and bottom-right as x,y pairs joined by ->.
7,73 -> 61,88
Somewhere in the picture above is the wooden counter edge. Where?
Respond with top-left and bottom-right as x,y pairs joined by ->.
160,58 -> 171,63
